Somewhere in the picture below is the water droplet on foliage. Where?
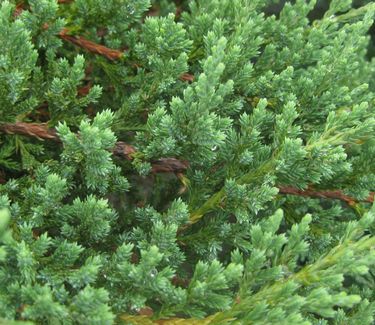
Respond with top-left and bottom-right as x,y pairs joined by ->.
127,6 -> 135,15
150,268 -> 158,278
131,305 -> 140,313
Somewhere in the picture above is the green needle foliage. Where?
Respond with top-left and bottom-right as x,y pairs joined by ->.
0,0 -> 375,324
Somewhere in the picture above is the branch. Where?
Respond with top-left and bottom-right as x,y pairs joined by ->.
59,28 -> 124,61
278,186 -> 374,206
0,122 -> 188,174
1,122 -> 59,141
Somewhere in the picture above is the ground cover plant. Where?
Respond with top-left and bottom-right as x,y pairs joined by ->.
1,0 -> 375,324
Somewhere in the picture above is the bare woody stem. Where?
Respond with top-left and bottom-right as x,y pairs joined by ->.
278,186 -> 374,206
59,29 -> 124,61
0,122 -> 188,174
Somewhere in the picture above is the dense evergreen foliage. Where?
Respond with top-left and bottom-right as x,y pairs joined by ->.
1,0 -> 375,324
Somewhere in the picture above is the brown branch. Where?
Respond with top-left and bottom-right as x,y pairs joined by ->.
59,28 -> 125,61
150,158 -> 189,173
1,122 -> 59,141
180,73 -> 195,82
112,142 -> 189,173
14,3 -> 24,17
278,186 -> 374,206
0,122 -> 188,173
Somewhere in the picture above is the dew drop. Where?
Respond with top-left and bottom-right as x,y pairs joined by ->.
150,268 -> 158,278
131,305 -> 140,313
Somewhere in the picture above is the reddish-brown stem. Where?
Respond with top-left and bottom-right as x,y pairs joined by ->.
278,186 -> 374,205
14,3 -> 24,17
0,122 -> 188,173
59,29 -> 124,61
1,122 -> 59,141
180,73 -> 195,82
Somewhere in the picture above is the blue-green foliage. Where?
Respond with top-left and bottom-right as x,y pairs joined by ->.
46,54 -> 102,124
0,209 -> 10,262
20,0 -> 66,50
0,0 -> 375,324
57,110 -> 129,194
72,0 -> 151,48
0,2 -> 38,122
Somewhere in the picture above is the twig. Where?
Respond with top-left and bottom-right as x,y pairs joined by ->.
14,3 -> 24,17
59,28 -> 124,61
180,73 -> 195,82
0,123 -> 188,173
278,186 -> 374,206
1,122 -> 59,141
